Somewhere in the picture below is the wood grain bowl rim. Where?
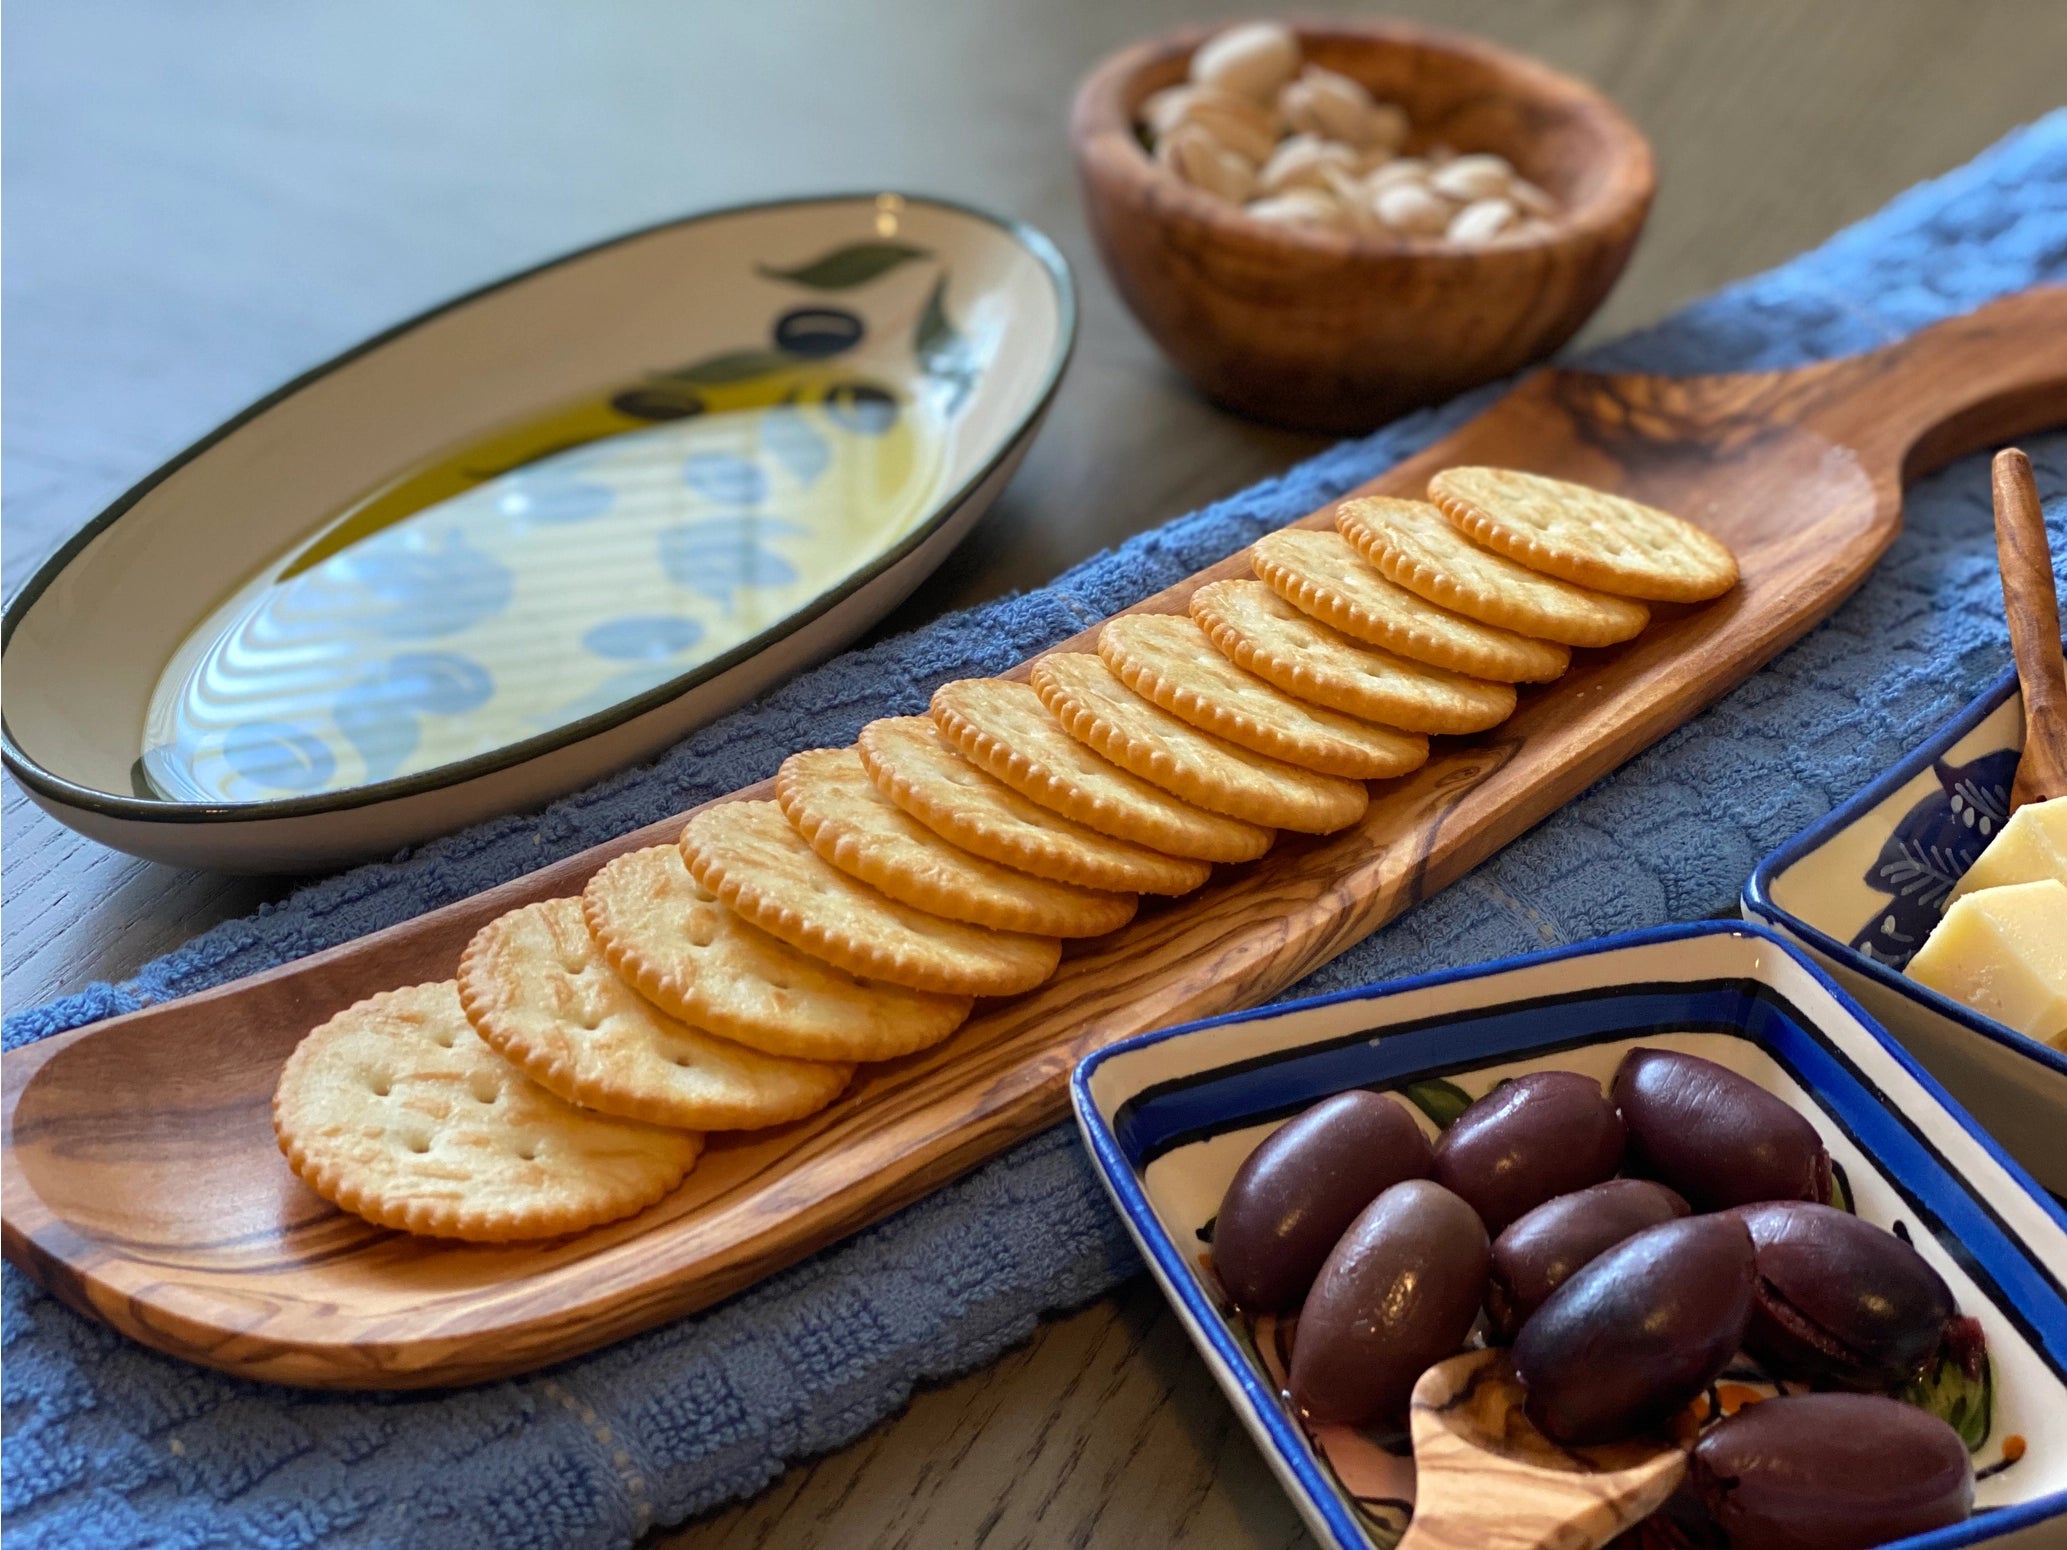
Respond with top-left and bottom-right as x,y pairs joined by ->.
1070,15 -> 1657,265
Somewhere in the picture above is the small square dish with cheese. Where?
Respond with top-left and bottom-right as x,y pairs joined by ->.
1908,865 -> 2067,1051
1907,795 -> 2067,1049
1743,665 -> 2067,1199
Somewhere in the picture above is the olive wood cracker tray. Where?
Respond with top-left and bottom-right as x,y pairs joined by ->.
7,287 -> 2065,1389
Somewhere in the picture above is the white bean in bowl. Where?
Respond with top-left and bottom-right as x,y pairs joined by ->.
1447,196 -> 1518,243
1189,22 -> 1301,105
1135,22 -> 1561,246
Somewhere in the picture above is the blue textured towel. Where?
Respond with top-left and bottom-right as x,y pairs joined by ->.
7,113 -> 2067,1550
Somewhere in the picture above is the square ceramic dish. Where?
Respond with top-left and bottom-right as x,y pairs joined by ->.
1071,922 -> 2067,1550
1742,663 -> 2067,1196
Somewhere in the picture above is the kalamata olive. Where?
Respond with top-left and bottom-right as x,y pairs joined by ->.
1485,1179 -> 1692,1340
1212,1090 -> 1435,1312
1288,1180 -> 1490,1427
1431,1071 -> 1624,1233
1690,1393 -> 1974,1550
1513,1213 -> 1755,1445
1612,1049 -> 1831,1210
1731,1201 -> 1955,1390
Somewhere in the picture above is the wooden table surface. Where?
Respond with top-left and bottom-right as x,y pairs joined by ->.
3,2 -> 2060,1544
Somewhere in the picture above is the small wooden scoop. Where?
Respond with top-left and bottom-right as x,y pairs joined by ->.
1397,1349 -> 1687,1550
1992,448 -> 2067,810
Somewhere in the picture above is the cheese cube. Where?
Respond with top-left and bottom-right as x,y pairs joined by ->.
1907,879 -> 2067,1048
1948,796 -> 2067,903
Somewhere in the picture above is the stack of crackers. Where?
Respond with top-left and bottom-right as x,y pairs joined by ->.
273,469 -> 1738,1242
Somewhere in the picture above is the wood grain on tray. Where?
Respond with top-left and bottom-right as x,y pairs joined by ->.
5,285 -> 2065,1388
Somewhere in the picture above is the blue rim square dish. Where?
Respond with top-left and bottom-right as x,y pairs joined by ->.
1071,922 -> 2067,1550
1742,661 -> 2067,1196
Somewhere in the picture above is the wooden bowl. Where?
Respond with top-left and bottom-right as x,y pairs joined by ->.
1071,19 -> 1656,433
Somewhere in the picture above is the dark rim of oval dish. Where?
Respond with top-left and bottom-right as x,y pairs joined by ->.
0,190 -> 1077,826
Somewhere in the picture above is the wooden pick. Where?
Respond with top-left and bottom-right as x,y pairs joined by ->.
1993,448 -> 2067,810
1397,1349 -> 1687,1550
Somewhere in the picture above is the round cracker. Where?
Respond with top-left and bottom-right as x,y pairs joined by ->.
777,746 -> 1136,938
584,845 -> 970,1063
274,981 -> 702,1243
856,716 -> 1212,897
1191,579 -> 1516,734
1096,613 -> 1428,782
680,800 -> 1061,996
1030,652 -> 1367,834
1429,466 -> 1738,603
1336,496 -> 1650,647
1251,528 -> 1571,683
931,678 -> 1274,864
458,897 -> 852,1130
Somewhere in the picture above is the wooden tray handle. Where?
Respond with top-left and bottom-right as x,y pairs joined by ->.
1794,285 -> 2067,486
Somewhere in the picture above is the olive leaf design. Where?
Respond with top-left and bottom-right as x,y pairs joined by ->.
759,398 -> 832,485
1827,1158 -> 1854,1214
334,651 -> 494,784
913,274 -> 981,414
915,274 -> 961,360
647,240 -> 978,428
1847,747 -> 2018,968
1905,1344 -> 1993,1453
331,527 -> 514,642
757,240 -> 932,290
658,515 -> 806,609
221,721 -> 337,793
659,348 -> 797,387
142,721 -> 339,798
1400,1078 -> 1473,1130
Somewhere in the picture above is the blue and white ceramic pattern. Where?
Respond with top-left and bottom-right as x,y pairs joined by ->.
1,193 -> 1074,871
1072,923 -> 2067,1550
1848,745 -> 2019,969
1744,662 -> 2067,1195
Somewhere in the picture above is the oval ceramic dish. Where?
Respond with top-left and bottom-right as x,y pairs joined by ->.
1,193 -> 1074,871
1072,922 -> 2067,1550
1744,658 -> 2067,1196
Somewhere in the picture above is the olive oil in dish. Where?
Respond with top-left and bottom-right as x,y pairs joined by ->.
142,364 -> 949,802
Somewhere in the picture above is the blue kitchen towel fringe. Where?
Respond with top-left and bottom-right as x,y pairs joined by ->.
6,111 -> 2067,1550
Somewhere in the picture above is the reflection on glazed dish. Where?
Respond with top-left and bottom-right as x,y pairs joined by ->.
141,367 -> 950,802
